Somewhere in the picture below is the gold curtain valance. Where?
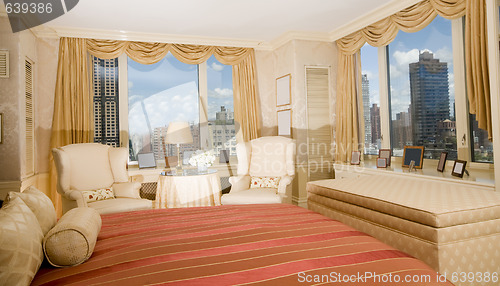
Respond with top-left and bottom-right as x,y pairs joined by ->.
86,39 -> 252,66
337,0 -> 466,54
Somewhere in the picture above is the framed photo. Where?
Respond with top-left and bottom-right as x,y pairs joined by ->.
350,151 -> 361,165
277,109 -> 292,137
379,149 -> 391,166
376,157 -> 387,168
0,113 -> 3,144
452,160 -> 467,178
402,146 -> 424,169
137,152 -> 156,169
276,74 -> 291,106
437,152 -> 448,172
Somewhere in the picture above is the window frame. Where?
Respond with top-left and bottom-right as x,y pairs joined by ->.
369,17 -> 491,167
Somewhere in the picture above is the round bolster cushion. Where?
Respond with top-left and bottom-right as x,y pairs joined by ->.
43,207 -> 102,267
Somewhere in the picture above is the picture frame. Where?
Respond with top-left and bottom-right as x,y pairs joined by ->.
378,149 -> 391,166
277,109 -> 292,137
452,160 -> 467,178
137,152 -> 156,169
402,146 -> 424,169
0,113 -> 3,144
376,157 -> 387,168
437,151 -> 448,172
350,151 -> 361,165
276,74 -> 291,107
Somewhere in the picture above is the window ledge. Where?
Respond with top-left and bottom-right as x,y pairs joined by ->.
335,157 -> 495,187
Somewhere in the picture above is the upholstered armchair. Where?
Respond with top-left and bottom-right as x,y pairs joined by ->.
221,136 -> 295,205
52,143 -> 152,214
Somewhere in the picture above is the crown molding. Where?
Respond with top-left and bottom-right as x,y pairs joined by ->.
268,30 -> 331,50
30,25 -> 59,39
329,0 -> 421,41
44,25 -> 271,49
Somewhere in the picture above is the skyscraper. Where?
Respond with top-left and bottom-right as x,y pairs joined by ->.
362,74 -> 371,148
409,51 -> 449,146
370,103 -> 381,145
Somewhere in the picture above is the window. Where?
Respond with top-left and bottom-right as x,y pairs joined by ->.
127,55 -> 199,162
360,43 -> 381,155
92,55 -> 234,163
207,56 -> 236,156
388,15 -> 457,160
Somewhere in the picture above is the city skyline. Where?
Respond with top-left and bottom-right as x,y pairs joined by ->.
129,105 -> 237,162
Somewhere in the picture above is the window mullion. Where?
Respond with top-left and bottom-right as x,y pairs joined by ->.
199,61 -> 209,150
378,46 -> 391,149
118,54 -> 128,149
451,17 -> 471,162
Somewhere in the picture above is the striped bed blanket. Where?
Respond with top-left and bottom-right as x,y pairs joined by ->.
32,204 -> 452,285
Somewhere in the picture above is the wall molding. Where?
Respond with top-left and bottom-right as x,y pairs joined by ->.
39,25 -> 268,49
292,195 -> 308,208
0,180 -> 22,200
0,172 -> 51,200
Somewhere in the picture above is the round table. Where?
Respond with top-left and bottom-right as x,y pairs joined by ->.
155,169 -> 222,208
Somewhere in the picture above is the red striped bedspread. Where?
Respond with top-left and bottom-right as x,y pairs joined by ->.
32,204 -> 452,285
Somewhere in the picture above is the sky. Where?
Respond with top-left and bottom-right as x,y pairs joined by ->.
127,54 -> 233,136
361,15 -> 454,120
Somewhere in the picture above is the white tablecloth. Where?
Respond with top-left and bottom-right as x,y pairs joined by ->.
155,171 -> 221,208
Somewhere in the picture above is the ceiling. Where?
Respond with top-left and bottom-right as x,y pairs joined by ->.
2,0 -> 418,48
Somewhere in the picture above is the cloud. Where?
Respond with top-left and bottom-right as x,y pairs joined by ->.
210,62 -> 224,72
434,46 -> 453,64
208,88 -> 233,98
128,81 -> 199,135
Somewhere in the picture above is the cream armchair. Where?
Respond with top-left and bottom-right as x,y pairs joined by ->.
221,136 -> 295,205
52,143 -> 152,214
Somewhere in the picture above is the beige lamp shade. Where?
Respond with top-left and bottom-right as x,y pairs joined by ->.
165,122 -> 193,144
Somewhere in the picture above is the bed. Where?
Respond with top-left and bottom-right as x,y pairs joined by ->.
31,204 -> 451,285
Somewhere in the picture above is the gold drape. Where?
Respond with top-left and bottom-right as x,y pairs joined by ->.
49,38 -> 93,216
465,0 -> 492,140
50,38 -> 261,212
335,52 -> 362,162
334,0 -> 492,162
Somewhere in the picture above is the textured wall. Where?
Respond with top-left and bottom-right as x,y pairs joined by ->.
35,37 -> 58,174
0,17 -> 58,182
0,17 -> 22,181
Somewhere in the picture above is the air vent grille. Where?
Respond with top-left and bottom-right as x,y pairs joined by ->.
0,50 -> 9,78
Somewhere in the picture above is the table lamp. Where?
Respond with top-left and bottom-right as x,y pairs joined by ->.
165,121 -> 193,171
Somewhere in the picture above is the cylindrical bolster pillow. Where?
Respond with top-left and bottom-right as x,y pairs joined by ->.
43,207 -> 102,267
